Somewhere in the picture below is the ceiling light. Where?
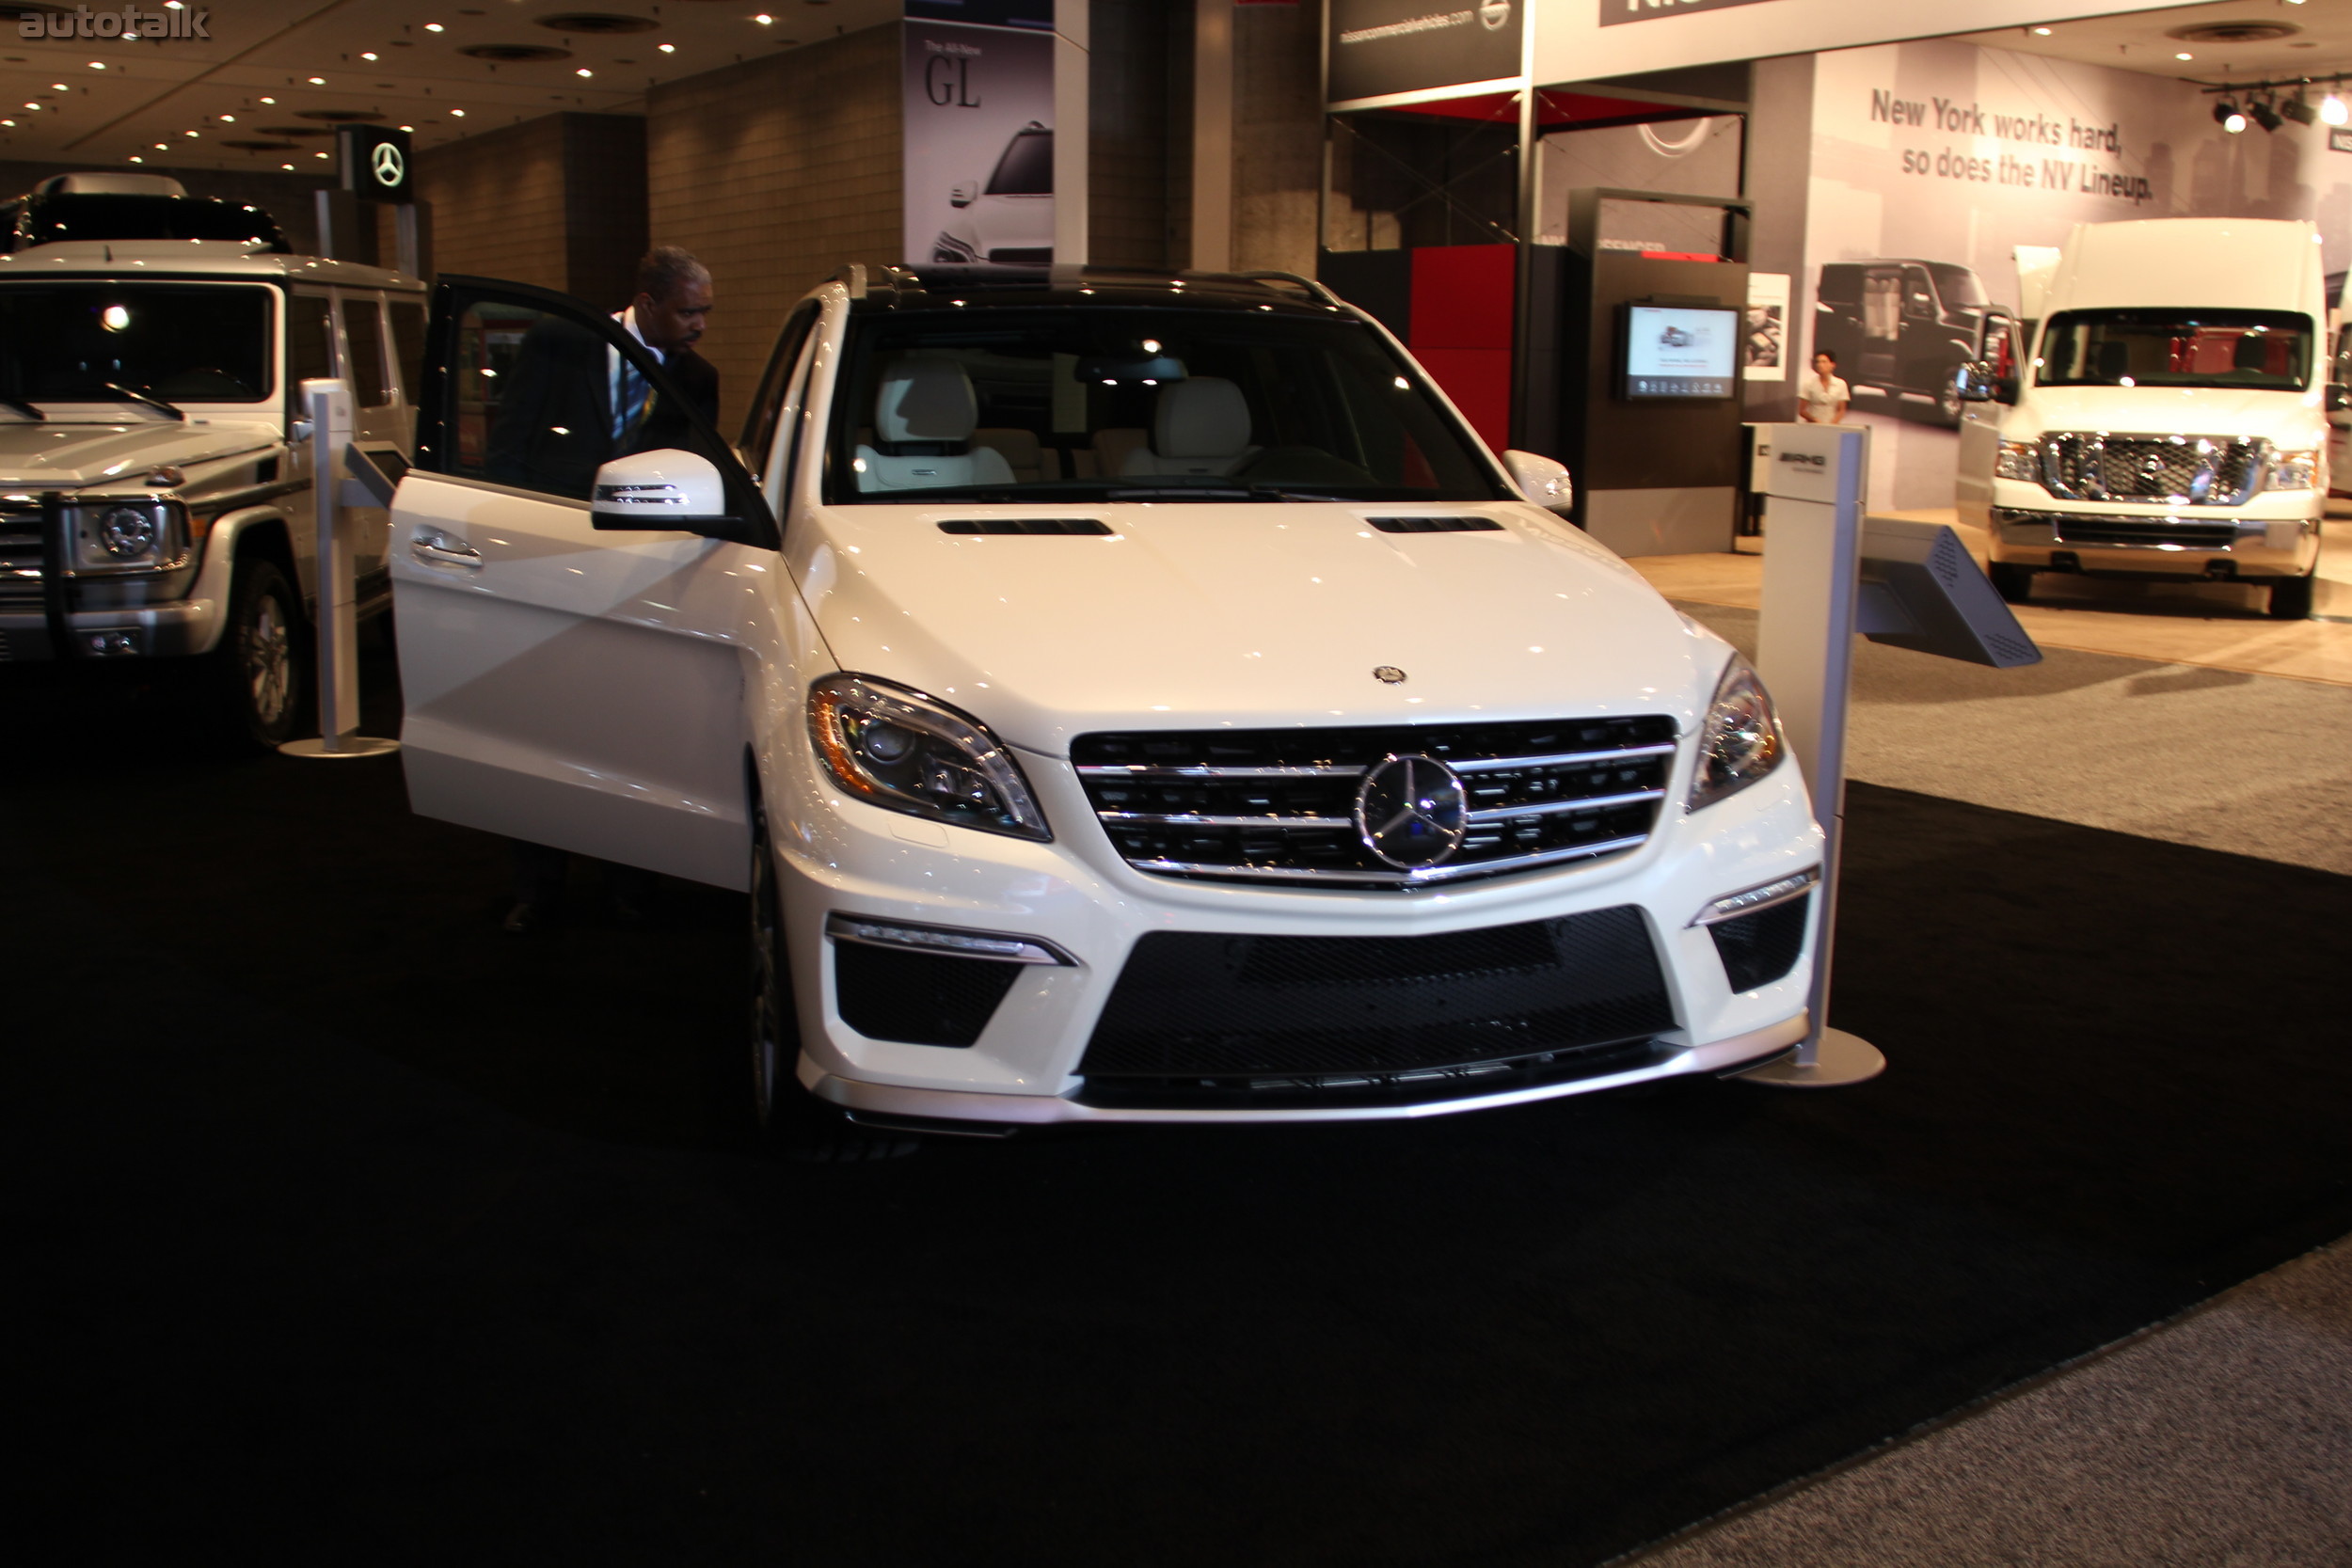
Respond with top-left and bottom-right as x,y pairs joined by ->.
2325,89 -> 2348,126
2219,101 -> 2247,133
399,124 -> 414,132
281,163 -> 294,170
87,60 -> 104,69
451,108 -> 466,117
183,129 -> 199,137
2030,26 -> 2051,36
260,96 -> 276,104
576,67 -> 593,77
50,83 -> 67,91
24,103 -> 40,111
755,13 -> 773,23
218,114 -> 233,121
2249,97 -> 2282,132
308,76 -> 325,85
660,42 -> 675,53
2281,94 -> 2317,126
1,119 -> 15,128
361,52 -> 377,61
2176,52 -> 2193,61
128,154 -> 141,162
315,151 -> 329,159
154,141 -> 167,149
425,22 -> 444,32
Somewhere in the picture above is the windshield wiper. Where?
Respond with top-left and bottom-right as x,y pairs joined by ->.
97,382 -> 185,420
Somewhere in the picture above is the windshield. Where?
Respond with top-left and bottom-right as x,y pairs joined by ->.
2038,309 -> 2312,391
825,305 -> 1512,505
0,282 -> 276,405
1930,264 -> 1987,309
986,131 -> 1053,197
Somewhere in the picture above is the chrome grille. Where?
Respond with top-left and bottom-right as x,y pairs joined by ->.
0,501 -> 44,608
1073,716 -> 1679,890
2040,433 -> 2265,506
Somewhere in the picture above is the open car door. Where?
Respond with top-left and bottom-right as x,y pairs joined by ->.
388,275 -> 780,891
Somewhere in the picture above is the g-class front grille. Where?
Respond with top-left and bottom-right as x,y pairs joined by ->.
0,501 -> 45,608
1072,715 -> 1679,890
2039,433 -> 2265,506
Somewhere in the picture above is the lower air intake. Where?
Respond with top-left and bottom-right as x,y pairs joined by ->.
834,941 -> 1021,1047
1077,906 -> 1675,1106
1707,894 -> 1810,993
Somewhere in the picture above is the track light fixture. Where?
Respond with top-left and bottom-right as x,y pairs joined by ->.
2249,97 -> 2282,133
2326,81 -> 2348,126
2280,91 -> 2317,126
2215,97 -> 2247,132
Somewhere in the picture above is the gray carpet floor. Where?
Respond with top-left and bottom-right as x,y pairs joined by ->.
1630,604 -> 2352,1565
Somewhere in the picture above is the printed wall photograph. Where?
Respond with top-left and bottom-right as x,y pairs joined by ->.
1744,272 -> 1790,378
903,14 -> 1057,266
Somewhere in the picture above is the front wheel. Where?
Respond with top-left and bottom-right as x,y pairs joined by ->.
747,792 -> 919,1162
212,558 -> 302,748
1988,561 -> 2034,604
1934,372 -> 1964,426
2266,573 -> 2316,621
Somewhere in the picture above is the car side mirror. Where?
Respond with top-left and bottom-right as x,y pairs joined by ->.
1953,361 -> 1998,404
949,182 -> 978,209
2328,382 -> 2350,413
1502,450 -> 1573,511
591,448 -> 759,543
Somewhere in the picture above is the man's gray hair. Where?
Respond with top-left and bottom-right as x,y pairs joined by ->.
635,245 -> 709,304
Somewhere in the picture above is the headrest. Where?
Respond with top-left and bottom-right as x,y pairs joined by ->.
877,357 -> 978,444
2232,332 -> 2271,372
1154,377 -> 1251,459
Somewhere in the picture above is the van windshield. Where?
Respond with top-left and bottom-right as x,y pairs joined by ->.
0,282 -> 276,406
2038,309 -> 2312,391
825,305 -> 1512,504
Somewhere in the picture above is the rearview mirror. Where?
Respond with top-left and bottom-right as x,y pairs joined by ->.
1953,361 -> 1997,404
591,448 -> 755,541
1502,450 -> 1573,511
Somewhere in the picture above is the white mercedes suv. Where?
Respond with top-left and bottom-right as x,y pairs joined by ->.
387,265 -> 1820,1156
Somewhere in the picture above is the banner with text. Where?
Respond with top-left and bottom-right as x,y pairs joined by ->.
904,6 -> 1056,265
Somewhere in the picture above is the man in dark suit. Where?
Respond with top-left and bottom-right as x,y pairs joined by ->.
498,246 -> 720,933
485,246 -> 719,499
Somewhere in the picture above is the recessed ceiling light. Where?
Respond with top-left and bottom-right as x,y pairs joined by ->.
129,154 -> 142,162
755,12 -> 773,23
451,108 -> 466,117
361,52 -> 377,61
218,113 -> 234,121
184,129 -> 199,137
154,141 -> 167,149
315,151 -> 329,159
425,22 -> 445,32
281,163 -> 294,169
308,76 -> 326,84
87,60 -> 104,69
50,83 -> 67,91
260,96 -> 276,104
2031,26 -> 2051,36
2176,52 -> 2193,60
399,124 -> 414,132
24,103 -> 40,111
576,67 -> 593,77
659,42 -> 675,53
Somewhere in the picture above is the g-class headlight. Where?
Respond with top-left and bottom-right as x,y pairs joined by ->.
809,673 -> 1051,841
1994,440 -> 2043,484
66,499 -> 190,575
2265,448 -> 2320,492
1688,655 -> 1786,813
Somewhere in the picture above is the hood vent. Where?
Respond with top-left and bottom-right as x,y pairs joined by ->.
937,517 -> 1112,536
1364,515 -> 1503,533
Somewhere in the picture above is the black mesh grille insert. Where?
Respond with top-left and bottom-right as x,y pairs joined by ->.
1708,894 -> 1810,993
2050,515 -> 2240,550
834,941 -> 1022,1047
1363,515 -> 1504,533
1078,905 -> 1675,1104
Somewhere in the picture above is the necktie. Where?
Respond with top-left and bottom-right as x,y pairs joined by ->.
612,358 -> 644,440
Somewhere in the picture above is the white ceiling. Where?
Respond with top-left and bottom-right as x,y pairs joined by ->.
0,0 -> 898,175
1950,0 -> 2352,87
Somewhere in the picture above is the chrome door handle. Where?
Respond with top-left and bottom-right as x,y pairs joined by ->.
410,530 -> 483,569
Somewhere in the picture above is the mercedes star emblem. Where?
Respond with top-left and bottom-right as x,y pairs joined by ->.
371,141 -> 405,189
1354,753 -> 1469,869
1373,665 -> 1406,685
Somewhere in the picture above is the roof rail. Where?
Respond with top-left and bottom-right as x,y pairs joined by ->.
1232,270 -> 1343,308
833,262 -> 868,300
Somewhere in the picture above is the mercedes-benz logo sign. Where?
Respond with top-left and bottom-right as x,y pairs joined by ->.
1373,665 -> 1406,685
1479,0 -> 1512,30
371,141 -> 405,189
1354,753 -> 1469,870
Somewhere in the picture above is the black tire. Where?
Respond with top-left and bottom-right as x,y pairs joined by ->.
213,557 -> 302,748
2266,572 -> 2316,621
1989,561 -> 2034,604
1934,372 -> 1964,427
747,792 -> 920,1162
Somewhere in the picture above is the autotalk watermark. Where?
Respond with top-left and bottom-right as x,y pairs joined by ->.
17,6 -> 211,40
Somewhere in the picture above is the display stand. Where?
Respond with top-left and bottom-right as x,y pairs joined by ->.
279,378 -> 399,760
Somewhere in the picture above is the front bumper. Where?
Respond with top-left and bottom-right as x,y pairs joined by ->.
772,732 -> 1823,1126
0,598 -> 220,661
1989,496 -> 2322,578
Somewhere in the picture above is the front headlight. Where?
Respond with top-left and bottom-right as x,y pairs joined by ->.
1688,655 -> 1785,813
808,673 -> 1051,841
1994,439 -> 2043,483
66,499 -> 190,575
2265,448 -> 2320,492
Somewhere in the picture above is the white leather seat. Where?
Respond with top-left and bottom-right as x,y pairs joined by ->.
855,356 -> 1016,493
1120,377 -> 1259,479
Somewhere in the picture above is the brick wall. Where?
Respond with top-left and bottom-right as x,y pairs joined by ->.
1089,1 -> 1178,269
399,116 -> 570,293
1231,1 -> 1320,276
0,160 -> 335,254
647,24 -> 902,436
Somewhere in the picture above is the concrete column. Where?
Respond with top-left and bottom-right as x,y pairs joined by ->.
1190,0 -> 1232,273
1055,0 -> 1090,266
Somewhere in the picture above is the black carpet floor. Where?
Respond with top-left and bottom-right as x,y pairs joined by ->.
7,657 -> 2350,1564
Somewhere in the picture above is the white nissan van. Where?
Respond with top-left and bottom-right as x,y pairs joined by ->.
1956,218 -> 2338,619
385,265 -> 1821,1156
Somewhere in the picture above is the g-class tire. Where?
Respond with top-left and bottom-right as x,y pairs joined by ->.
2266,573 -> 2316,621
213,558 -> 302,748
1989,561 -> 2034,604
746,792 -> 919,1162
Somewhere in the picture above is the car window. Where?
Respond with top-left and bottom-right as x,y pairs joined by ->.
822,305 -> 1511,505
2039,309 -> 2312,391
442,293 -> 736,502
342,294 -> 392,407
0,282 -> 276,404
741,300 -> 820,473
288,292 -> 336,391
389,298 -> 426,402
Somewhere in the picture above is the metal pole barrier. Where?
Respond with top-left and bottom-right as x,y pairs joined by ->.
280,377 -> 398,760
1734,420 -> 1884,1087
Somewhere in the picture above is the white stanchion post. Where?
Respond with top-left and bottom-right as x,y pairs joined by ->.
1734,421 -> 1884,1087
279,377 -> 398,760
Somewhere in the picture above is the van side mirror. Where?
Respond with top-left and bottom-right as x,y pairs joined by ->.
1955,361 -> 2015,405
2328,382 -> 2350,413
948,181 -> 978,209
1502,450 -> 1573,512
591,448 -> 762,544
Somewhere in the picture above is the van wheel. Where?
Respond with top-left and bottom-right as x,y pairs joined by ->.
1934,375 -> 1964,426
213,559 -> 302,748
1989,562 -> 2034,604
746,794 -> 920,1162
2266,573 -> 2315,621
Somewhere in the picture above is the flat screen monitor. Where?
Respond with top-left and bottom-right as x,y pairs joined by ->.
1621,304 -> 1739,400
